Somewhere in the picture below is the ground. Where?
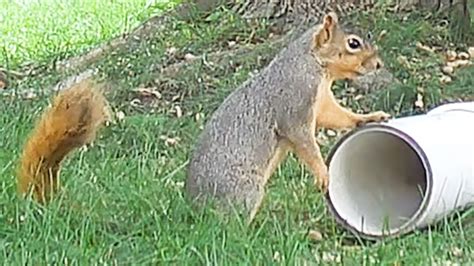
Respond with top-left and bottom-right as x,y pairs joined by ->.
0,0 -> 473,264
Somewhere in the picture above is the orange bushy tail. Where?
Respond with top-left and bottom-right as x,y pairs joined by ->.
17,79 -> 110,204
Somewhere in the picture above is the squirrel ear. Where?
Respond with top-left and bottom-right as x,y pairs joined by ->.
313,12 -> 339,48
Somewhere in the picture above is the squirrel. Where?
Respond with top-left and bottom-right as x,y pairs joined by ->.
185,12 -> 391,223
17,78 -> 110,204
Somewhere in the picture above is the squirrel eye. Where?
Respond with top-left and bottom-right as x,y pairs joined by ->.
347,38 -> 361,50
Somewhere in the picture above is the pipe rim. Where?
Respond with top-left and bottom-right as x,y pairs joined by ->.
324,123 -> 434,240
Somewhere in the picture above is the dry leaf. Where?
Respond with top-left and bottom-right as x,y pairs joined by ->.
175,181 -> 184,188
174,105 -> 183,118
468,47 -> 474,58
457,52 -> 470,60
184,53 -> 197,61
133,87 -> 162,99
447,60 -> 472,69
445,50 -> 457,62
24,91 -> 37,99
378,30 -> 388,41
116,111 -> 126,120
326,129 -> 337,137
166,47 -> 177,55
441,66 -> 454,75
415,93 -> 424,109
440,75 -> 452,84
160,136 -> 181,146
416,42 -> 434,53
316,131 -> 329,146
451,247 -> 463,257
322,252 -> 340,263
308,230 -> 323,242
130,98 -> 141,107
397,55 -> 410,67
228,40 -> 237,48
195,112 -> 203,121
273,251 -> 281,262
166,138 -> 178,146
171,95 -> 181,102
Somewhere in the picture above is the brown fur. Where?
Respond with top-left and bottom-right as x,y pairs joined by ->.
17,79 -> 110,204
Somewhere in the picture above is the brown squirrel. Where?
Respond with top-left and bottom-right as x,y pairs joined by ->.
185,12 -> 391,222
17,78 -> 110,204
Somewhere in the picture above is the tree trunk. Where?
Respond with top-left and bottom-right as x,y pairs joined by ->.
396,0 -> 471,42
229,0 -> 377,32
449,0 -> 472,42
397,0 -> 451,10
200,0 -> 470,43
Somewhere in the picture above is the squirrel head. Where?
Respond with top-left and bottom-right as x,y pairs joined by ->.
312,12 -> 383,81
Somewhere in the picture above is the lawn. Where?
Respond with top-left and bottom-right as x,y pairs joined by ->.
0,0 -> 179,69
0,0 -> 473,264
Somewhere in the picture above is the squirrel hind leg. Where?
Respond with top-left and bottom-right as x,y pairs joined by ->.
232,177 -> 266,224
247,191 -> 265,224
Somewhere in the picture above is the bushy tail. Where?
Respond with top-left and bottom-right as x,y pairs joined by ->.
17,79 -> 110,204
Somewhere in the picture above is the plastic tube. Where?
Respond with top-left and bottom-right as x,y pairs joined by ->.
325,102 -> 474,239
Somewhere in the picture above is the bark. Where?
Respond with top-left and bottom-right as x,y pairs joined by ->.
231,0 -> 363,21
396,0 -> 471,42
397,0 -> 451,10
449,0 -> 472,42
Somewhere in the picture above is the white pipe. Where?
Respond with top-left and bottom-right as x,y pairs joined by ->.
326,102 -> 474,239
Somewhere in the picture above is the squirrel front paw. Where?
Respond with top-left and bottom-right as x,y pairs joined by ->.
357,111 -> 391,126
315,171 -> 329,193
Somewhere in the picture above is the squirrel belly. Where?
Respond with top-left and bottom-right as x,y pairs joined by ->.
17,79 -> 110,204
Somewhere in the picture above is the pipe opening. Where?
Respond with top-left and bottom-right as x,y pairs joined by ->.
328,128 -> 428,236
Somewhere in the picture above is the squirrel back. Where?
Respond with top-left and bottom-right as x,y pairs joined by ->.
17,79 -> 110,204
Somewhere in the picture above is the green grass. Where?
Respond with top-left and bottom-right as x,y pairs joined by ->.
1,2 -> 473,265
0,0 -> 179,69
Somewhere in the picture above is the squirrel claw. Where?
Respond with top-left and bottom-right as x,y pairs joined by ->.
315,174 -> 329,193
357,111 -> 391,126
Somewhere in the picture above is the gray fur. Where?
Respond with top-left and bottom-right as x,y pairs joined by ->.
185,26 -> 322,217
